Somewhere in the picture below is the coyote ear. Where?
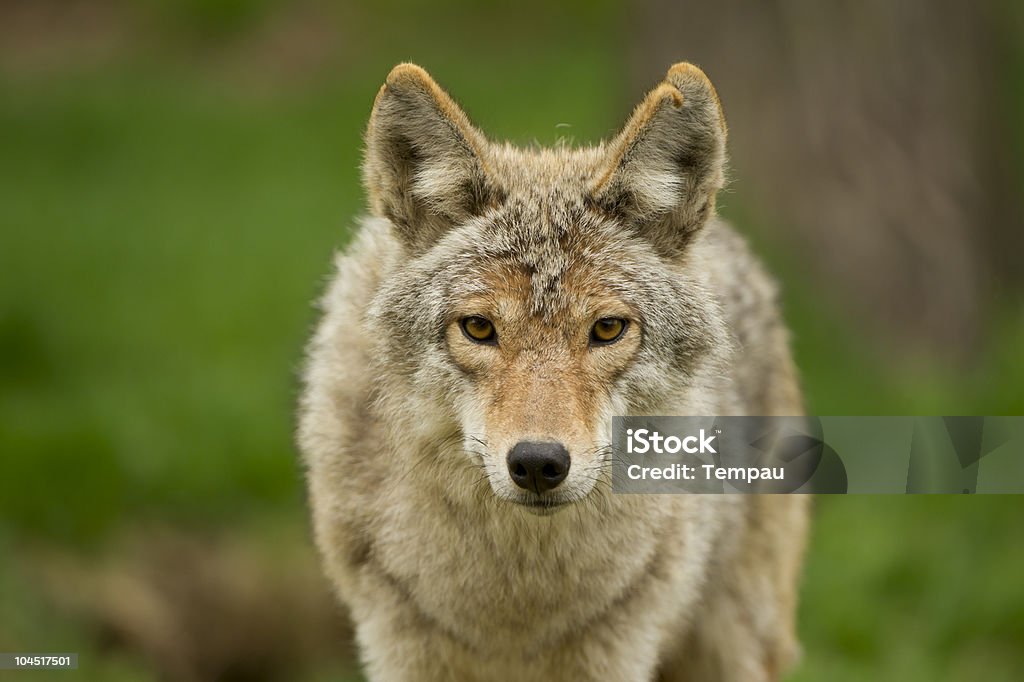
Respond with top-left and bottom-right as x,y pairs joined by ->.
591,63 -> 727,255
363,63 -> 494,249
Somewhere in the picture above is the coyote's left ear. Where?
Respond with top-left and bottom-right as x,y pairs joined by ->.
363,63 -> 494,249
591,63 -> 727,255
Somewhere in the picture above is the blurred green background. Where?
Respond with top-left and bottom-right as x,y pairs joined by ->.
1,1 -> 1022,680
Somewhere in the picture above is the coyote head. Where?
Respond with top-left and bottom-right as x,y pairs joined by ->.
364,63 -> 731,512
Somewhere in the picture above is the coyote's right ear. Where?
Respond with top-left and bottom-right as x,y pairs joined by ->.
591,63 -> 727,256
363,64 -> 494,249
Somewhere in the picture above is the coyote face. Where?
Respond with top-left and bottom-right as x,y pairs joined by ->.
364,64 -> 730,511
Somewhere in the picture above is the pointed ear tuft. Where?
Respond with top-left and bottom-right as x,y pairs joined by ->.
363,63 -> 494,249
592,62 -> 727,256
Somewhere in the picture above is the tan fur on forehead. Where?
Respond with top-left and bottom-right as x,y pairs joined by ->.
483,144 -> 607,194
449,263 -> 533,321
452,225 -> 640,325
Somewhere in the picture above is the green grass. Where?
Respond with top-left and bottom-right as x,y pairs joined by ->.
1,70 -> 358,543
793,496 -> 1024,682
1,8 -> 1023,678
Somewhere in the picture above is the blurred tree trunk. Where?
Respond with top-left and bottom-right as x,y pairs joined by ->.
626,0 -> 1022,361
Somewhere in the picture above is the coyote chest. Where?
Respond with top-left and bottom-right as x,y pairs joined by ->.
367,470 -> 722,655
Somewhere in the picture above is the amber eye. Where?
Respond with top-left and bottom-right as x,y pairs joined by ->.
590,317 -> 627,345
460,316 -> 497,344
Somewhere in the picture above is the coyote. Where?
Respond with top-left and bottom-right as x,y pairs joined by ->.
298,62 -> 809,681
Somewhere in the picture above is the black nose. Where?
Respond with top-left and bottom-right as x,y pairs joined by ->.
507,441 -> 570,493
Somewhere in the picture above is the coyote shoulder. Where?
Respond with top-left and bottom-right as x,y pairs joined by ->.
299,62 -> 809,681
